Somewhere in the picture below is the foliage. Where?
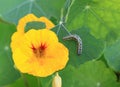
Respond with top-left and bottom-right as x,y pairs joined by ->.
0,0 -> 120,87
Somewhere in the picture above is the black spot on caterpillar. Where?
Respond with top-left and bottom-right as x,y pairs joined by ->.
63,34 -> 82,55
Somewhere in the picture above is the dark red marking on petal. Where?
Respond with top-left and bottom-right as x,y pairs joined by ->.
39,43 -> 47,50
31,44 -> 36,50
31,43 -> 47,57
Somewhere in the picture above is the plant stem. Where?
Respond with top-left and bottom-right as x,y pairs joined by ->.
37,77 -> 42,87
21,74 -> 30,87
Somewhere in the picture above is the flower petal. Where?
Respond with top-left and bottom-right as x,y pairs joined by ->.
17,14 -> 55,33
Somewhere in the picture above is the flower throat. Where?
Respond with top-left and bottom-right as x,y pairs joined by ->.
31,43 -> 47,57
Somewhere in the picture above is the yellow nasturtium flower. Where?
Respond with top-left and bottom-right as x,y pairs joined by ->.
11,14 -> 69,77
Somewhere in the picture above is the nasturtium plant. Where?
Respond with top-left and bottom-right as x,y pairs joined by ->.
0,0 -> 120,87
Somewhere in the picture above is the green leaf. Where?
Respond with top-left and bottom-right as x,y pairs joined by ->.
61,0 -> 75,23
25,21 -> 46,32
53,26 -> 105,66
0,0 -> 65,24
0,21 -> 20,86
60,60 -> 120,87
7,74 -> 53,87
6,77 -> 25,87
5,74 -> 37,87
66,0 -> 120,41
105,30 -> 118,46
104,38 -> 120,72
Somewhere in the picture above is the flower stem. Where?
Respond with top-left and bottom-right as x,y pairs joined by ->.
37,77 -> 42,87
21,74 -> 29,87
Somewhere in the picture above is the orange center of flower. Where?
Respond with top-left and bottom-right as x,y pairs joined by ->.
31,43 -> 47,57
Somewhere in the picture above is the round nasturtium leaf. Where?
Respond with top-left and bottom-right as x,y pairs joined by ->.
7,74 -> 54,87
104,38 -> 120,72
0,0 -> 65,24
66,0 -> 120,42
0,21 -> 20,86
60,60 -> 120,87
53,26 -> 105,66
